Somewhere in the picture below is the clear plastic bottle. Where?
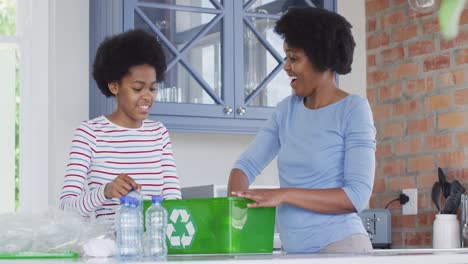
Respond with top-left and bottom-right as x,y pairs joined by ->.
116,195 -> 143,259
145,195 -> 168,258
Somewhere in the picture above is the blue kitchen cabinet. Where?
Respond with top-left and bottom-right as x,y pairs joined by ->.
90,0 -> 336,134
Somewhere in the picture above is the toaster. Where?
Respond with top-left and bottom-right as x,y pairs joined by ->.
358,209 -> 392,249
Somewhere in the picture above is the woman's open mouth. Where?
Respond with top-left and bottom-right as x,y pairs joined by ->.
290,76 -> 298,88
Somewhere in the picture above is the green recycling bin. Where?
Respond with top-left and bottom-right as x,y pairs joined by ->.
143,197 -> 276,254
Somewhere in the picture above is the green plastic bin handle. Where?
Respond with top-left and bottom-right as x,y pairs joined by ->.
0,250 -> 79,259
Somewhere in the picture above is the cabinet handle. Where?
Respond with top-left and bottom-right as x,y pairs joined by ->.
224,106 -> 233,115
237,107 -> 246,115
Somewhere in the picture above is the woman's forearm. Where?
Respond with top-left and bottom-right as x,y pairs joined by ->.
282,188 -> 356,214
227,168 -> 250,195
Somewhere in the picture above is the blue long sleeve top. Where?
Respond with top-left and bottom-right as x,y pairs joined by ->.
234,94 -> 376,253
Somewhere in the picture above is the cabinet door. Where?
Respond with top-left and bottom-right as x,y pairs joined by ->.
234,0 -> 335,120
124,0 -> 235,119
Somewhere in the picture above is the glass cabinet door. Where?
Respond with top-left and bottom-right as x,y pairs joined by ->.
124,0 -> 235,118
235,0 -> 328,120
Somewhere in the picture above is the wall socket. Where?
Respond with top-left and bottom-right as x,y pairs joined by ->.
402,188 -> 418,215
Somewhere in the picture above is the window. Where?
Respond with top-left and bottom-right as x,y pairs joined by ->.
0,0 -> 19,213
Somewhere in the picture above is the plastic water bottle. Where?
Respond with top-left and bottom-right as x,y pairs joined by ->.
116,195 -> 143,259
145,195 -> 168,258
127,189 -> 144,230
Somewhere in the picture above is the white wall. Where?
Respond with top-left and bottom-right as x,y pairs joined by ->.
45,0 -> 367,207
338,0 -> 367,97
47,0 -> 89,208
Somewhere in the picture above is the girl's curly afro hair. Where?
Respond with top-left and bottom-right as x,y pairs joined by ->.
92,29 -> 167,97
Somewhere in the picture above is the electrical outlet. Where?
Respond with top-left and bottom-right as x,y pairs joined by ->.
402,188 -> 418,215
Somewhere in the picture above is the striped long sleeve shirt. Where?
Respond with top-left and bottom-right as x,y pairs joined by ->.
59,116 -> 181,223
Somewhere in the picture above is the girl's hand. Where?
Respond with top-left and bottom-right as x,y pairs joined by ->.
231,188 -> 286,208
104,174 -> 140,199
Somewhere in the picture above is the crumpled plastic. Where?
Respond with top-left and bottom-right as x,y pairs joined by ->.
0,208 -> 114,257
82,237 -> 116,257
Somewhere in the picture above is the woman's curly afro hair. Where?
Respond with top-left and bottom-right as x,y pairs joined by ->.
274,7 -> 355,75
92,29 -> 167,97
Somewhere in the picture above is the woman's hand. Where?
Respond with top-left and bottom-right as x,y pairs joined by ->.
231,188 -> 287,208
104,174 -> 140,199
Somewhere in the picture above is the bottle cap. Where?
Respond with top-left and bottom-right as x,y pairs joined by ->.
120,196 -> 129,205
152,195 -> 163,204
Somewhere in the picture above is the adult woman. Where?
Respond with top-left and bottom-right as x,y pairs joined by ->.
228,8 -> 376,253
59,29 -> 181,224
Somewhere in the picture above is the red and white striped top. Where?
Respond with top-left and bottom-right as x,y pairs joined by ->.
59,116 -> 181,223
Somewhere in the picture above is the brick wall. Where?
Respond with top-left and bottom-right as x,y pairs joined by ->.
366,0 -> 468,248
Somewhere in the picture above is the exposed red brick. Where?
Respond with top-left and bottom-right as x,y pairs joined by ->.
393,24 -> 418,42
456,48 -> 468,65
382,193 -> 402,210
438,112 -> 466,129
439,70 -> 465,87
423,18 -> 438,34
368,70 -> 390,85
367,88 -> 377,105
438,151 -> 465,167
368,54 -> 376,67
367,18 -> 377,32
455,89 -> 468,105
366,3 -> 468,249
418,212 -> 436,227
407,77 -> 434,95
408,155 -> 434,172
405,231 -> 432,246
424,94 -> 451,111
389,177 -> 416,191
457,132 -> 468,147
425,134 -> 452,150
407,116 -> 434,134
381,47 -> 405,63
392,214 -> 416,228
423,54 -> 451,71
441,31 -> 468,50
383,121 -> 405,138
408,40 -> 435,57
461,9 -> 468,25
373,178 -> 386,193
376,143 -> 392,158
447,168 -> 468,183
394,63 -> 419,79
367,33 -> 390,50
395,138 -> 422,155
366,0 -> 390,14
372,104 -> 392,121
392,232 -> 403,247
393,99 -> 421,116
382,159 -> 405,175
379,84 -> 402,101
418,193 -> 430,209
380,10 -> 406,28
417,172 -> 437,189
408,10 -> 434,20
369,195 -> 378,208
393,0 -> 407,6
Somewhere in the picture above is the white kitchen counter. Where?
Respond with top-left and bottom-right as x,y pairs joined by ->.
7,249 -> 468,264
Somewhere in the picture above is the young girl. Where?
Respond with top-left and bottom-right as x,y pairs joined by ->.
59,29 -> 181,224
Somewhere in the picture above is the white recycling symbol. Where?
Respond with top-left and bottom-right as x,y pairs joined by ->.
166,208 -> 196,248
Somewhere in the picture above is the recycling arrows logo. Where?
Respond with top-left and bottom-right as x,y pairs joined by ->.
166,207 -> 196,248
